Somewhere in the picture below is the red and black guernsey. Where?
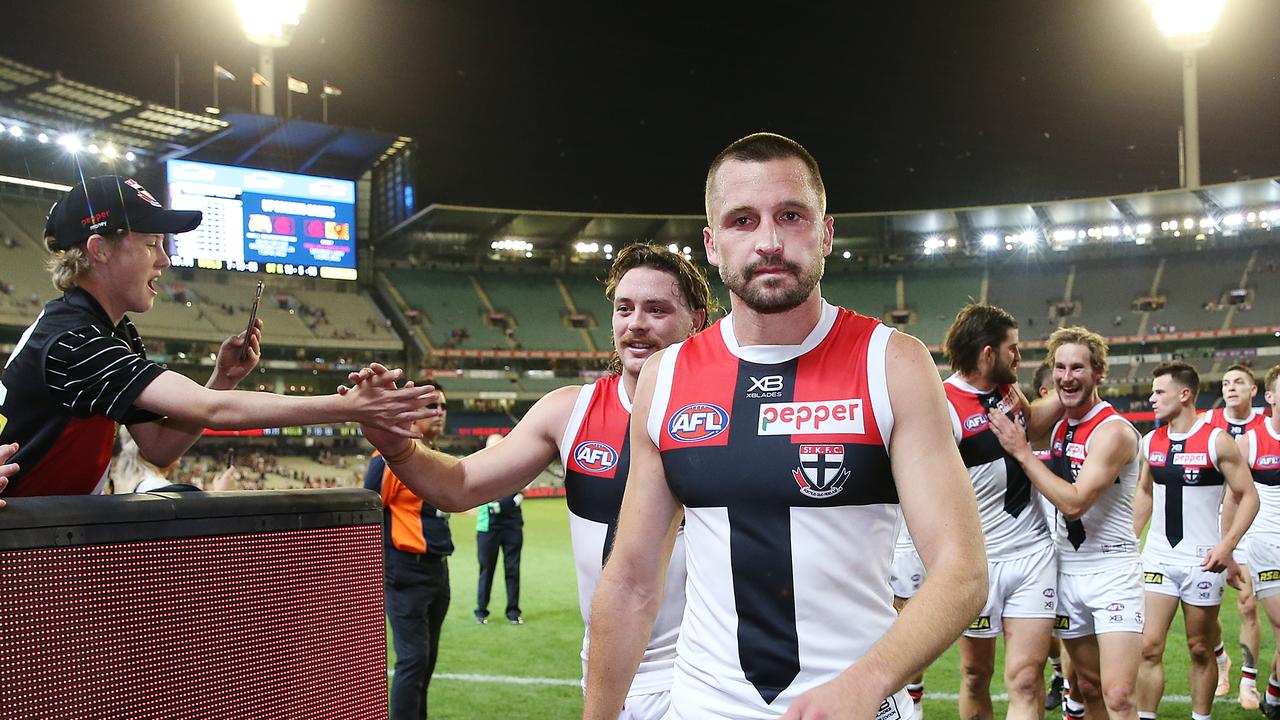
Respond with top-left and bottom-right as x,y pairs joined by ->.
1049,404 -> 1119,551
0,288 -> 163,496
1203,407 -> 1269,439
562,373 -> 631,564
656,308 -> 896,704
1146,422 -> 1225,548
945,380 -> 1032,518
1250,425 -> 1280,487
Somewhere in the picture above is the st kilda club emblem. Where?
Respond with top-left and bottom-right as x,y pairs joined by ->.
793,444 -> 851,499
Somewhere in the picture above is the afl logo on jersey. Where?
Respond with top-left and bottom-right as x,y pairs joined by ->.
964,413 -> 988,432
1257,455 -> 1280,468
1149,452 -> 1167,465
573,441 -> 618,473
667,403 -> 729,443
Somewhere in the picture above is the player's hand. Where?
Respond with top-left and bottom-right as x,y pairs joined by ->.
1226,558 -> 1245,589
780,673 -> 885,720
342,366 -> 439,438
1201,542 -> 1234,573
0,442 -> 18,509
211,318 -> 263,388
987,407 -> 1032,463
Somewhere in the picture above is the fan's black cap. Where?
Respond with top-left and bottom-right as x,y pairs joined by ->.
44,175 -> 202,251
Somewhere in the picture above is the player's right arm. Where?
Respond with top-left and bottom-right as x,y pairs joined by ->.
988,410 -> 1137,519
376,385 -> 577,512
583,351 -> 683,720
1133,457 -> 1154,538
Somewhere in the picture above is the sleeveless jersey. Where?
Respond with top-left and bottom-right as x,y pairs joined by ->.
648,302 -> 908,718
944,375 -> 1051,561
1141,420 -> 1227,565
1202,406 -> 1269,439
1245,422 -> 1280,537
560,373 -> 685,697
1048,401 -> 1141,572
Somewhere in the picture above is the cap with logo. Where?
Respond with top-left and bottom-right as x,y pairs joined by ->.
44,175 -> 202,251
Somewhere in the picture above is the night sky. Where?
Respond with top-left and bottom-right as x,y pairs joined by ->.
3,1 -> 1279,215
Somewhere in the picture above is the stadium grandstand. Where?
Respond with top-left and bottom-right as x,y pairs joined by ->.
4,48 -> 1279,435
4,15 -> 1280,716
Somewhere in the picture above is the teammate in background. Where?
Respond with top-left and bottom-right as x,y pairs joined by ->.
1029,361 -> 1073,715
1203,363 -> 1270,705
1132,361 -> 1258,720
585,133 -> 986,720
943,304 -> 1061,720
1239,366 -> 1280,720
889,522 -> 927,719
365,383 -> 453,720
987,326 -> 1142,720
0,176 -> 434,505
354,242 -> 715,719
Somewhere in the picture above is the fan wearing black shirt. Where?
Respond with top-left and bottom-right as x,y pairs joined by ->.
0,176 -> 435,504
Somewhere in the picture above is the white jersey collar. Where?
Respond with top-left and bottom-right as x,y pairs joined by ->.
616,374 -> 632,414
718,300 -> 839,365
1068,399 -> 1111,426
1166,417 -> 1206,441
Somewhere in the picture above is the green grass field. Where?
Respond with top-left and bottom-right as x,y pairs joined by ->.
391,498 -> 1277,719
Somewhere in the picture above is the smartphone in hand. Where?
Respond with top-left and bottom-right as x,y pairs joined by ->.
226,448 -> 236,468
240,280 -> 264,362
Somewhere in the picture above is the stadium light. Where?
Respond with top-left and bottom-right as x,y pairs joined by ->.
603,244 -> 613,253
125,151 -> 136,162
922,236 -> 944,251
8,125 -> 22,138
1136,222 -> 1152,234
667,243 -> 679,253
37,132 -> 48,144
236,0 -> 308,117
1150,0 -> 1224,188
842,250 -> 852,259
102,144 -> 119,159
57,134 -> 82,153
980,233 -> 998,248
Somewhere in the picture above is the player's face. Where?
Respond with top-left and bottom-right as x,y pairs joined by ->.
703,158 -> 832,314
612,266 -> 701,379
1221,370 -> 1257,410
103,231 -> 169,314
1148,374 -> 1186,422
412,390 -> 447,441
989,328 -> 1021,385
1053,342 -> 1101,409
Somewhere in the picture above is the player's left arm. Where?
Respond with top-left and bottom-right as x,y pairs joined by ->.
1205,429 -> 1259,572
786,332 -> 986,719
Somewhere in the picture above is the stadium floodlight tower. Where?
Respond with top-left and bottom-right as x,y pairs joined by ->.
1149,0 -> 1224,189
235,0 -> 308,117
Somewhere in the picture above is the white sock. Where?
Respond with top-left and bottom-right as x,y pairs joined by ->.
1137,713 -> 1158,720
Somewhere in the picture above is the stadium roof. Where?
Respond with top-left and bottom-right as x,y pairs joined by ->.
379,176 -> 1280,262
179,112 -> 407,181
0,55 -> 409,189
0,55 -> 228,183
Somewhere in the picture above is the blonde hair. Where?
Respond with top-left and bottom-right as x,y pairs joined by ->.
44,232 -> 121,291
1046,325 -> 1109,378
